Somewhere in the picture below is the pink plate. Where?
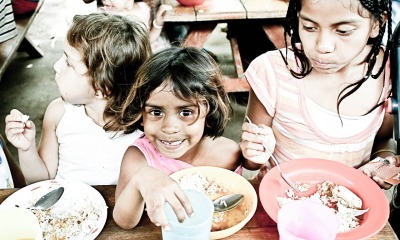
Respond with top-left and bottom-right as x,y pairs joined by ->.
259,158 -> 389,240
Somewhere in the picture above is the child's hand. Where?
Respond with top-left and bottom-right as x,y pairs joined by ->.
153,4 -> 173,29
4,109 -> 36,151
386,155 -> 400,167
361,156 -> 398,190
136,166 -> 193,230
240,122 -> 276,165
363,171 -> 393,190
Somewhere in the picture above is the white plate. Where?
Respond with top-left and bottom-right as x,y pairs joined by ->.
1,179 -> 108,240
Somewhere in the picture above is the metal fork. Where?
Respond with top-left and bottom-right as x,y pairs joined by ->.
245,116 -> 301,192
370,156 -> 391,166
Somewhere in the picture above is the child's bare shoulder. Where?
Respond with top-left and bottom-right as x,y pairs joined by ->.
43,98 -> 66,126
214,136 -> 239,150
120,146 -> 148,176
123,146 -> 146,163
205,137 -> 241,170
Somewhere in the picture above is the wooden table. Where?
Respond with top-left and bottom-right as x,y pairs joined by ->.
162,0 -> 289,92
0,0 -> 44,81
0,181 -> 398,239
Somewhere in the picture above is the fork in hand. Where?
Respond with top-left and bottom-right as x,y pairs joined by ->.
245,116 -> 301,192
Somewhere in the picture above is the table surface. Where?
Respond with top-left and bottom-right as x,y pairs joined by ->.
162,0 -> 289,22
0,180 -> 398,239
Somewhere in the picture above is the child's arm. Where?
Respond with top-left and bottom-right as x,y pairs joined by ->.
0,134 -> 26,188
240,89 -> 276,170
113,147 -> 148,229
367,112 -> 397,189
5,98 -> 64,184
149,4 -> 172,43
113,146 -> 192,230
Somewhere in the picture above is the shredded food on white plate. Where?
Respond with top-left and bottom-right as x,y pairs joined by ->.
277,181 -> 369,233
31,193 -> 105,240
11,184 -> 107,240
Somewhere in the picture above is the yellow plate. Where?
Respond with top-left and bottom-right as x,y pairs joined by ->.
170,166 -> 257,239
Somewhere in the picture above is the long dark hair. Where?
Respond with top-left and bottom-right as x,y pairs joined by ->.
281,0 -> 392,115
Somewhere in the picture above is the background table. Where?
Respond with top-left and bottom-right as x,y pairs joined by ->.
162,0 -> 289,92
0,180 -> 398,239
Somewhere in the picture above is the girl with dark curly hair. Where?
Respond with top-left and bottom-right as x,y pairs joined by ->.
240,0 -> 394,184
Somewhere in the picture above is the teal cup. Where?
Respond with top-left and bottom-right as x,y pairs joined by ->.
162,189 -> 213,240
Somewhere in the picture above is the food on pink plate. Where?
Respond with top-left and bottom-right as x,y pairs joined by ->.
277,181 -> 369,233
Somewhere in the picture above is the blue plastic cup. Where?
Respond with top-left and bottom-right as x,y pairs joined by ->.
162,189 -> 213,240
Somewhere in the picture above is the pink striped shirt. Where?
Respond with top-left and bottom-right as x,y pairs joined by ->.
244,49 -> 391,168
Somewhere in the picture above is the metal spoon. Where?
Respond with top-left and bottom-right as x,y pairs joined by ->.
213,193 -> 244,212
245,116 -> 301,192
29,187 -> 64,210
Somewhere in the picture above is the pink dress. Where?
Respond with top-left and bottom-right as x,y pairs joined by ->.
133,135 -> 242,175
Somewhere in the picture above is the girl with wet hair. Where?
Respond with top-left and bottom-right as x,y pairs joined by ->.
240,0 -> 395,188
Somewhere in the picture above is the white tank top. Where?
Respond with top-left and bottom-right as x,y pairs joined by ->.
55,103 -> 142,185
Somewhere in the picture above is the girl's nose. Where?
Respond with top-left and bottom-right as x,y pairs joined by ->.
53,57 -> 62,73
161,115 -> 179,134
315,31 -> 335,53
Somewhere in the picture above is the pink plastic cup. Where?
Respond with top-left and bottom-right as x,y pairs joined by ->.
277,200 -> 339,240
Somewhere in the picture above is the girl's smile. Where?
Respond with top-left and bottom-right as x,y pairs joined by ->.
157,139 -> 186,153
159,139 -> 184,147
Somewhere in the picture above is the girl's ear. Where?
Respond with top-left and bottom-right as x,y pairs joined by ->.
95,89 -> 105,99
370,13 -> 387,38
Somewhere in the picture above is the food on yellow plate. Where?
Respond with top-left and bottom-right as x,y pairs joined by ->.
277,181 -> 369,233
177,172 -> 249,231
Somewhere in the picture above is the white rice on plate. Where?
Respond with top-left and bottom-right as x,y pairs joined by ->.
277,180 -> 369,233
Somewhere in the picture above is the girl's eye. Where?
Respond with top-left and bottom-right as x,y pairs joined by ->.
179,109 -> 193,117
302,25 -> 317,32
336,29 -> 353,36
150,109 -> 163,117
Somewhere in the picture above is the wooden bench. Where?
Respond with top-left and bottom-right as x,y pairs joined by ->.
163,0 -> 288,92
0,0 -> 44,81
